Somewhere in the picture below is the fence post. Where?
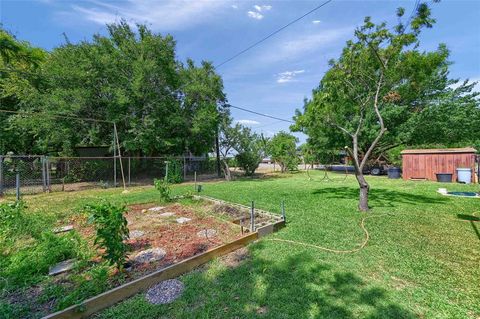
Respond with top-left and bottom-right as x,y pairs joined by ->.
194,171 -> 197,191
164,161 -> 169,182
15,172 -> 20,201
113,157 -> 117,188
128,157 -> 131,186
41,156 -> 47,193
0,155 -> 3,197
46,156 -> 51,192
183,156 -> 187,181
250,201 -> 255,232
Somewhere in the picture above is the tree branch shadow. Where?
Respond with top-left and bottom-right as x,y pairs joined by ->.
97,243 -> 419,318
312,187 -> 448,208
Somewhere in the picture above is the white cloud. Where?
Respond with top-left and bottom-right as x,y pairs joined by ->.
247,4 -> 271,19
276,70 -> 305,83
312,20 -> 321,24
62,0 -> 226,30
231,4 -> 238,9
256,26 -> 353,64
236,119 -> 261,125
247,11 -> 263,20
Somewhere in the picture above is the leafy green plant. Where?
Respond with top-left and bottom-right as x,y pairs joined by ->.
164,159 -> 184,183
154,178 -> 172,202
86,202 -> 129,269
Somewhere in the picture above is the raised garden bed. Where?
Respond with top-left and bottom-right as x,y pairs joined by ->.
1,197 -> 284,319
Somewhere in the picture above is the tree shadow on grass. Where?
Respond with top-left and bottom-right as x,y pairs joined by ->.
312,187 -> 448,208
97,243 -> 418,319
457,214 -> 480,241
186,245 -> 417,319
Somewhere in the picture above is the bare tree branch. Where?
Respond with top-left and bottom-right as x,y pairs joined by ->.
360,72 -> 387,169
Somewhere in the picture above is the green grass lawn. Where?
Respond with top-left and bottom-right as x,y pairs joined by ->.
3,171 -> 480,318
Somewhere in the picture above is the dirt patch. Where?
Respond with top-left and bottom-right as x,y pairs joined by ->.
220,247 -> 250,268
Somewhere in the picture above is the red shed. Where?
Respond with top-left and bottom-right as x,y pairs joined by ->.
401,147 -> 478,182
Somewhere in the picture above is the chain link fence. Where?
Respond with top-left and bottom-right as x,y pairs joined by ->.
0,155 -> 218,195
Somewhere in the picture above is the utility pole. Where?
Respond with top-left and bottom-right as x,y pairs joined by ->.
215,128 -> 221,178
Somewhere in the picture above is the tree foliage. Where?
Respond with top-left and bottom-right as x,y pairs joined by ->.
293,3 -> 479,211
233,126 -> 266,176
0,22 -> 227,157
268,131 -> 299,172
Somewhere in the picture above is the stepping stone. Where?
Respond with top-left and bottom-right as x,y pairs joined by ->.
148,206 -> 165,212
197,229 -> 217,238
129,230 -> 145,239
49,259 -> 76,276
159,212 -> 175,217
53,225 -> 74,233
146,279 -> 184,305
133,248 -> 166,265
176,217 -> 191,224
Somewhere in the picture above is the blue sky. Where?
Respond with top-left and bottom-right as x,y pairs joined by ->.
1,0 -> 479,143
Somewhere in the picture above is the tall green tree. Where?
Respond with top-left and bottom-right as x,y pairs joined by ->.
0,29 -> 46,154
268,131 -> 299,173
180,59 -> 227,154
293,3 -> 479,211
7,21 -> 228,157
234,126 -> 266,176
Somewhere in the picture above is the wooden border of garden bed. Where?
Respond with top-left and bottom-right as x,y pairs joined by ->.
42,199 -> 285,319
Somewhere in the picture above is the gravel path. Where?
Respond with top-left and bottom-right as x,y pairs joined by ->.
145,279 -> 184,304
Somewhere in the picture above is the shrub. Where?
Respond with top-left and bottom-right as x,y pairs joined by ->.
154,178 -> 172,202
164,159 -> 184,183
235,151 -> 262,176
86,202 -> 129,269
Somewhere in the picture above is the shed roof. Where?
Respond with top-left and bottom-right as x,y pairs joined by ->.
401,147 -> 477,155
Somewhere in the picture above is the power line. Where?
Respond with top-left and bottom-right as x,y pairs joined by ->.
215,0 -> 334,68
404,0 -> 421,32
227,105 -> 295,123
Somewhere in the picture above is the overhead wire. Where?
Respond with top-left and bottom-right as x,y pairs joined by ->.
227,105 -> 294,123
215,0 -> 334,69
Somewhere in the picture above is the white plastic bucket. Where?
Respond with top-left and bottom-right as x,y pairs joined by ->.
456,168 -> 472,184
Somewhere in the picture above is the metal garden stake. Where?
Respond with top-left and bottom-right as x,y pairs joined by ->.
15,172 -> 20,201
250,201 -> 255,232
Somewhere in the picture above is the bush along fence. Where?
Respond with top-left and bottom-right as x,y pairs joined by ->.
0,155 -> 218,196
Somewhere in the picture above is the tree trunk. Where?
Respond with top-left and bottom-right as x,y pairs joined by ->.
221,160 -> 231,181
356,172 -> 370,212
